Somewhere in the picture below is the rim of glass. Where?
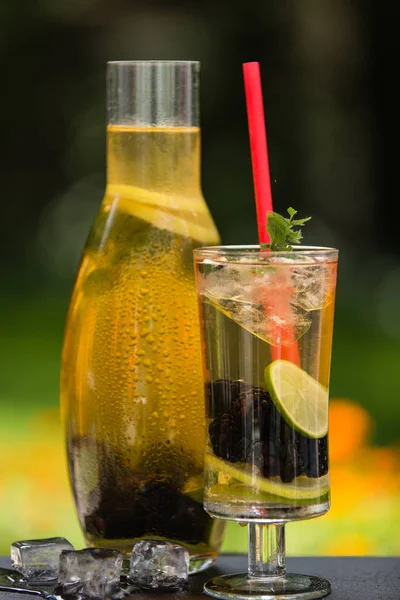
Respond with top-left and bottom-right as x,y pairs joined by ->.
107,60 -> 199,66
194,245 -> 338,264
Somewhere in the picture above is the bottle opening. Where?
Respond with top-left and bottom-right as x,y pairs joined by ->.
107,61 -> 200,128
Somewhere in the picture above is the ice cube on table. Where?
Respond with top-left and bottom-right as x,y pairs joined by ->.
58,548 -> 123,599
129,539 -> 189,590
10,537 -> 74,582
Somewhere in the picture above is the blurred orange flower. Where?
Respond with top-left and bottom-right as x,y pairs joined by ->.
329,399 -> 373,462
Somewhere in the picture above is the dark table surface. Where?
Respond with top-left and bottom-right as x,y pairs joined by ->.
1,555 -> 399,600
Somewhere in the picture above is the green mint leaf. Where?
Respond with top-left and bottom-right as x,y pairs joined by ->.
291,216 -> 312,227
287,229 -> 302,244
264,207 -> 311,251
266,213 -> 289,245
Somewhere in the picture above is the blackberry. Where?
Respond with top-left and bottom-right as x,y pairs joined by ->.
293,433 -> 329,478
318,436 -> 329,476
278,425 -> 297,483
163,493 -> 213,545
247,441 -> 267,473
85,476 -> 146,539
206,378 -> 250,418
138,475 -> 211,544
295,434 -> 311,475
207,378 -> 329,484
87,504 -> 147,539
306,436 -> 329,478
85,472 -> 211,544
208,380 -> 273,463
209,414 -> 242,462
138,476 -> 179,522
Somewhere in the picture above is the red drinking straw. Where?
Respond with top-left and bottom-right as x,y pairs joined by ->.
243,62 -> 300,366
243,62 -> 273,244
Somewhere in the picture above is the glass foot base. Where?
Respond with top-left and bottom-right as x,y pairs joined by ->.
204,573 -> 331,600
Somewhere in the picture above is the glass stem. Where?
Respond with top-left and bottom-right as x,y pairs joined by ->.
248,523 -> 286,579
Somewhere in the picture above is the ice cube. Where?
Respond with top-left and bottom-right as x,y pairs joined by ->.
129,539 -> 189,590
58,548 -> 123,599
204,291 -> 311,347
10,537 -> 74,581
291,263 -> 335,311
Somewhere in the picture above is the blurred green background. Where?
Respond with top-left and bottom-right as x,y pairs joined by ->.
1,0 -> 399,556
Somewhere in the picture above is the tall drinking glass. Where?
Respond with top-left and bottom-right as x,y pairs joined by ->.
194,246 -> 338,599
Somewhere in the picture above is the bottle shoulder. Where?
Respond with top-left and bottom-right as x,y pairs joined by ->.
95,185 -> 220,246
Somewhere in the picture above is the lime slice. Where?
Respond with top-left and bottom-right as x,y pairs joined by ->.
105,185 -> 219,244
206,454 -> 329,501
183,474 -> 204,503
264,360 -> 328,438
207,483 -> 325,506
107,183 -> 205,213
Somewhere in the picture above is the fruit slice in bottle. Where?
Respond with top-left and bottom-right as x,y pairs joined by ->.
205,455 -> 329,502
264,360 -> 329,438
105,185 -> 217,243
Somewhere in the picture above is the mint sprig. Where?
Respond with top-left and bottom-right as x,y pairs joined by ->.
261,207 -> 311,252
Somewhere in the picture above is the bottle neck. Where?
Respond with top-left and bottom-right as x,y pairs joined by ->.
106,125 -> 201,195
106,62 -> 201,198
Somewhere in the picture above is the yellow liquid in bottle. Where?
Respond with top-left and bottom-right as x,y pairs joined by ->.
61,126 -> 224,560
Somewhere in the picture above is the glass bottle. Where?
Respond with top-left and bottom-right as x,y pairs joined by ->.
61,61 -> 225,572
